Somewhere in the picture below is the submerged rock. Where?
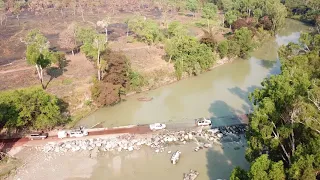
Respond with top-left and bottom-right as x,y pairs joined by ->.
183,169 -> 199,180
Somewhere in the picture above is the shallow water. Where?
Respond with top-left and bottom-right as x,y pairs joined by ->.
90,139 -> 248,180
78,19 -> 310,129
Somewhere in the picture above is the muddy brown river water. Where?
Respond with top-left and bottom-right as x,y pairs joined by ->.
74,19 -> 310,180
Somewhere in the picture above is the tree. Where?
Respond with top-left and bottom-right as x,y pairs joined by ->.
248,155 -> 285,180
13,1 -> 24,26
265,0 -> 287,32
0,0 -> 7,26
0,88 -> 66,130
167,21 -> 188,38
97,17 -> 111,43
129,17 -> 163,45
202,3 -> 218,29
230,167 -> 248,180
58,23 -> 77,55
217,40 -> 228,58
186,0 -> 199,17
241,32 -> 320,180
77,26 -> 106,81
225,11 -> 238,29
233,27 -> 253,58
165,35 -> 215,79
221,0 -> 233,11
25,30 -> 53,89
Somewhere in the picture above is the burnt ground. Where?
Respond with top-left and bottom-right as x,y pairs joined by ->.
0,6 -> 228,120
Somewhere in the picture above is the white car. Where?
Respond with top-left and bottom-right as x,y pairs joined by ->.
195,118 -> 212,126
149,123 -> 166,131
69,129 -> 88,138
58,130 -> 67,139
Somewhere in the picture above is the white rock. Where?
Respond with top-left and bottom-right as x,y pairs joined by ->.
128,146 -> 134,151
168,151 -> 172,154
188,133 -> 193,140
155,149 -> 160,153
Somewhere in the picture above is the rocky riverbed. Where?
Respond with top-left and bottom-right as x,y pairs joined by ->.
41,125 -> 248,155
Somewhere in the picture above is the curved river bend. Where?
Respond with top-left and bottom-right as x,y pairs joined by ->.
73,19 -> 310,180
78,19 -> 309,128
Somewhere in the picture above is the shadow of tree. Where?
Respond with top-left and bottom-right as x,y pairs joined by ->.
228,86 -> 259,113
208,100 -> 243,127
44,58 -> 70,89
206,143 -> 249,180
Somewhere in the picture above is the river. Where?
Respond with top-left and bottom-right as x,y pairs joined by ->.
78,19 -> 309,129
75,19 -> 309,180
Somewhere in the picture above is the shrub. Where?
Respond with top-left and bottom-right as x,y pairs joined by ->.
217,40 -> 229,58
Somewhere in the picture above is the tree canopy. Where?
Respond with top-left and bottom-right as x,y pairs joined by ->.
0,88 -> 66,130
232,32 -> 320,179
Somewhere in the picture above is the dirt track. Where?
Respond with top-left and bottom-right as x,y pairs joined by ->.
0,125 -> 151,152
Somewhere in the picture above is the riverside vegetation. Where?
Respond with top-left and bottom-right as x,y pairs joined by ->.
0,0 -> 320,179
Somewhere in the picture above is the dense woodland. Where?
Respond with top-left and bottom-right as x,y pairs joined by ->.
0,0 -> 320,178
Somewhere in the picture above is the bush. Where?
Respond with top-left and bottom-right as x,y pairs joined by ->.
129,17 -> 163,45
200,29 -> 218,51
128,70 -> 147,91
217,40 -> 229,58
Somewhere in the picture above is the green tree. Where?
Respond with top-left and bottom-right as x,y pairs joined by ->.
230,167 -> 248,180
167,21 -> 188,38
217,40 -> 229,58
265,0 -> 287,32
225,11 -> 238,29
25,30 -> 52,89
248,155 -> 285,180
242,33 -> 320,180
186,0 -> 199,17
77,26 -> 106,81
233,27 -> 253,57
165,35 -> 214,79
0,88 -> 65,130
129,17 -> 163,44
202,3 -> 218,29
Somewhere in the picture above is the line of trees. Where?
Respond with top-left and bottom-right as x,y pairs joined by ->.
231,32 -> 320,179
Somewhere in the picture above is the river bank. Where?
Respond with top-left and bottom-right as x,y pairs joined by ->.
8,125 -> 248,180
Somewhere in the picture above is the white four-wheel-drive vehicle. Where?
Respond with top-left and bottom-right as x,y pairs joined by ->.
195,118 -> 212,126
68,126 -> 88,138
149,123 -> 166,131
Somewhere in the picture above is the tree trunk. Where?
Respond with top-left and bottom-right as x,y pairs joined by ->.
35,64 -> 45,89
97,48 -> 101,81
105,27 -> 108,43
207,19 -> 210,30
72,50 -> 74,56
126,26 -> 129,37
16,15 -> 20,26
81,10 -> 85,22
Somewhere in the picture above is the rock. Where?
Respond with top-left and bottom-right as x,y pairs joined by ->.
183,169 -> 199,180
194,147 -> 200,152
204,143 -> 212,148
184,135 -> 189,141
117,147 -> 122,152
128,146 -> 134,151
155,149 -> 160,153
217,133 -> 223,138
188,133 -> 193,140
168,151 -> 172,154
